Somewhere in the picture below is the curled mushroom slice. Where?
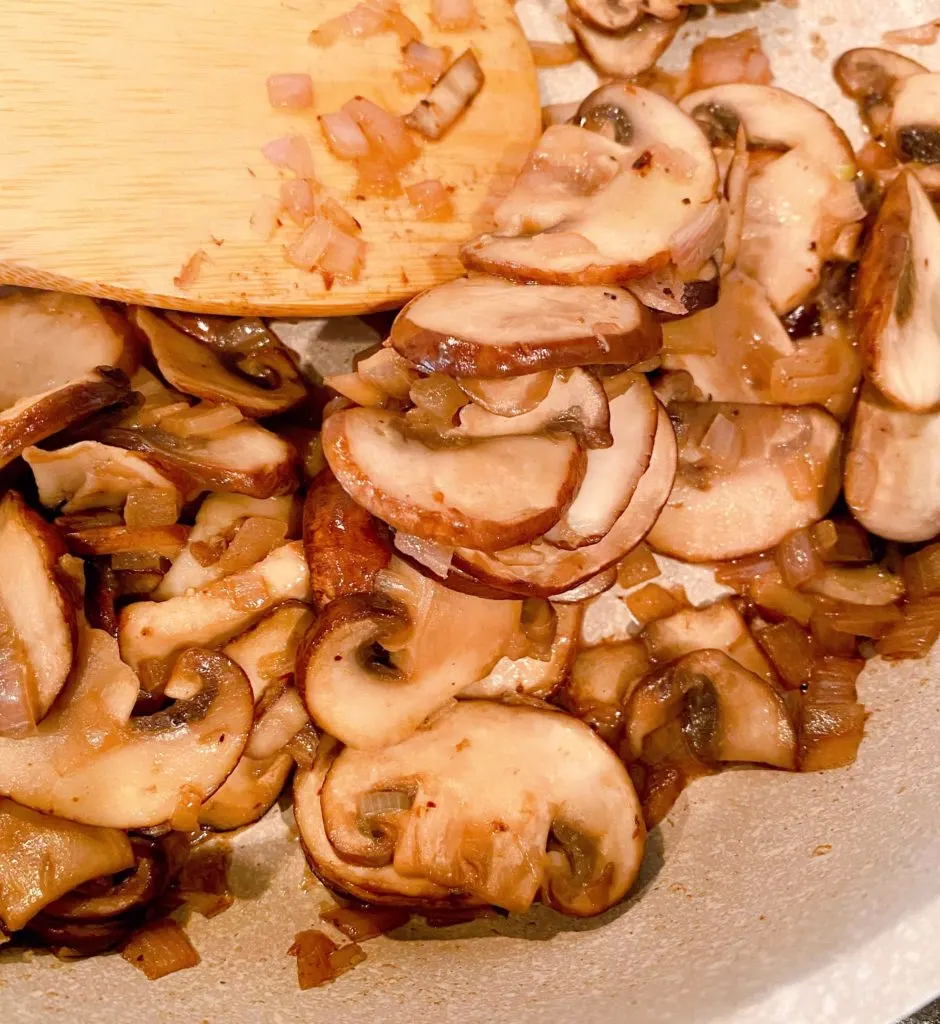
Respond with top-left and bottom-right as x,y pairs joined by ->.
642,599 -> 775,683
855,170 -> 940,411
303,468 -> 392,612
0,492 -> 77,737
455,405 -> 676,597
845,383 -> 940,542
100,416 -> 300,499
322,406 -> 586,551
300,701 -> 644,915
390,277 -> 661,378
0,798 -> 134,933
454,368 -> 612,448
156,494 -> 299,599
834,48 -> 928,141
120,541 -> 310,680
300,557 -> 521,748
198,751 -> 294,831
131,308 -> 306,418
569,12 -> 683,80
623,649 -> 796,770
544,373 -> 657,548
680,84 -> 862,313
24,441 -> 185,514
462,86 -> 719,286
0,369 -> 132,472
567,0 -> 641,33
460,603 -> 582,699
0,291 -> 135,409
646,403 -> 841,562
0,630 -> 253,828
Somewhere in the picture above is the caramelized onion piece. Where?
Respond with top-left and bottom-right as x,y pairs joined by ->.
404,50 -> 483,140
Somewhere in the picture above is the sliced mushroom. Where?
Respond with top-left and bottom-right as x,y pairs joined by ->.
888,73 -> 940,165
569,13 -> 684,80
460,603 -> 582,699
622,649 -> 796,770
322,406 -> 586,551
223,601 -> 313,703
62,523 -> 189,560
543,373 -> 658,548
24,441 -> 185,513
855,170 -> 940,411
0,291 -> 135,410
454,368 -> 612,448
298,701 -> 645,915
131,308 -> 306,418
661,271 -> 795,403
550,564 -> 618,603
457,373 -> 555,416
0,492 -> 76,736
156,493 -> 299,599
680,84 -> 862,313
303,468 -> 392,612
0,629 -> 253,828
198,751 -> 294,831
554,639 -> 650,743
845,383 -> 940,542
299,557 -> 521,748
119,541 -> 310,679
834,47 -> 928,141
0,369 -> 132,472
389,277 -> 661,378
0,798 -> 134,933
646,403 -> 842,562
567,0 -> 642,34
100,417 -> 300,499
462,86 -> 720,286
642,599 -> 776,683
454,405 -> 676,597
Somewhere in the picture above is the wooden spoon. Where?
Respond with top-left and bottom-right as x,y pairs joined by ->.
0,0 -> 539,316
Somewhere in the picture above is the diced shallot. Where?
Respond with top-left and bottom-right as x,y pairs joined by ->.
528,40 -> 581,68
404,50 -> 484,141
266,73 -> 314,109
688,28 -> 773,91
319,110 -> 371,160
321,906 -> 411,941
902,543 -> 940,600
625,583 -> 686,627
751,618 -> 815,689
406,179 -> 455,221
319,197 -> 362,235
343,97 -> 420,168
311,0 -> 420,46
805,566 -> 905,607
430,0 -> 477,31
262,135 -> 317,178
280,179 -> 318,226
173,250 -> 207,290
121,921 -> 201,981
775,527 -> 823,589
876,598 -> 940,660
616,543 -> 661,590
397,41 -> 452,91
698,412 -> 743,472
286,217 -> 366,280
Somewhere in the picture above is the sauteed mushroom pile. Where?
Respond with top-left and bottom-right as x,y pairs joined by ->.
1,19 -> 940,992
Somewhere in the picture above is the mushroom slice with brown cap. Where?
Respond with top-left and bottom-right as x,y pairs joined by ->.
623,649 -> 796,770
0,492 -> 77,737
888,73 -> 940,165
0,629 -> 253,828
567,0 -> 642,33
0,798 -> 134,933
454,368 -> 612,448
455,405 -> 676,597
119,541 -> 310,679
0,291 -> 135,409
390,277 -> 661,379
303,468 -> 391,612
322,406 -> 586,551
569,12 -> 683,80
295,738 -> 471,909
155,493 -> 299,599
0,369 -> 132,472
24,441 -> 183,514
646,403 -> 841,562
307,701 -> 645,916
460,603 -> 582,699
845,383 -> 940,542
462,86 -> 720,286
198,751 -> 294,831
855,171 -> 940,411
100,416 -> 299,499
131,307 -> 306,418
543,373 -> 658,548
299,556 -> 521,748
834,47 -> 928,141
642,599 -> 775,683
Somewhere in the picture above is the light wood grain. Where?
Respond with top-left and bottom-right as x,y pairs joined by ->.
0,0 -> 540,315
